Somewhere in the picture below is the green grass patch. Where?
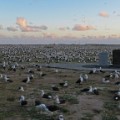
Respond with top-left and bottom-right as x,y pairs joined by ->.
102,113 -> 118,120
81,112 -> 94,120
61,94 -> 79,104
103,101 -> 118,111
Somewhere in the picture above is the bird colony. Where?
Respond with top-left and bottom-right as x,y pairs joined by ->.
0,44 -> 120,120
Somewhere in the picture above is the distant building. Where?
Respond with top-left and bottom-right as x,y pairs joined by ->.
99,52 -> 109,66
112,50 -> 120,65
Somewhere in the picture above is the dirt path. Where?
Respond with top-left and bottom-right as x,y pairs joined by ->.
68,95 -> 103,120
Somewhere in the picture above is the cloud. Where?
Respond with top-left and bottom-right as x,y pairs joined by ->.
27,25 -> 48,30
0,33 -> 7,38
16,17 -> 34,32
16,17 -> 48,32
42,32 -> 57,39
59,27 -> 70,31
16,17 -> 27,27
99,11 -> 109,17
7,27 -> 18,32
0,25 -> 3,30
39,25 -> 48,30
61,35 -> 78,39
72,24 -> 95,31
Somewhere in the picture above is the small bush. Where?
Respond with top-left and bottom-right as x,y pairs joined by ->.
102,113 -> 118,120
59,107 -> 69,113
61,94 -> 79,104
104,101 -> 118,111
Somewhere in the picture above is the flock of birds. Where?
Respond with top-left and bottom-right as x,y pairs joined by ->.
1,61 -> 70,120
0,59 -> 120,120
73,67 -> 120,100
0,44 -> 117,64
0,45 -> 120,119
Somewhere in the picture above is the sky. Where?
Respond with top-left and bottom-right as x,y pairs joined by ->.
0,0 -> 120,44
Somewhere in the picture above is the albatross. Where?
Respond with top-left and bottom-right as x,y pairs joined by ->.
41,90 -> 52,99
35,100 -> 59,113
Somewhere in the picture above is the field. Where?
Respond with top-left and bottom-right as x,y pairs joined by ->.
0,44 -> 120,120
0,65 -> 120,120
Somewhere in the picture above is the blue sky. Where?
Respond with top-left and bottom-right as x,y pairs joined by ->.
0,0 -> 120,44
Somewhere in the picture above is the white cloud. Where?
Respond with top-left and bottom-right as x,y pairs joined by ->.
7,27 -> 18,31
99,11 -> 109,17
73,24 -> 95,31
16,17 -> 48,32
